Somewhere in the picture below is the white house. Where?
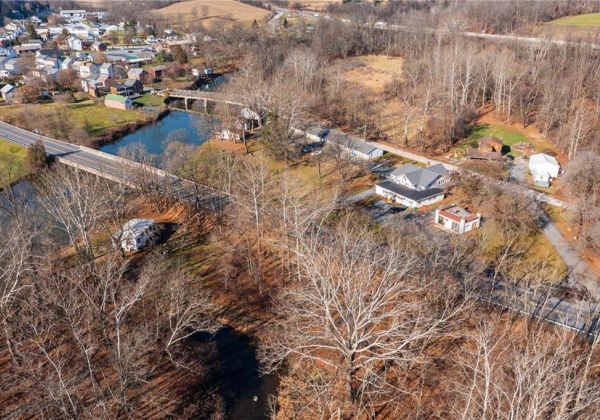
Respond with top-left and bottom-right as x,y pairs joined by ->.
388,163 -> 449,191
61,57 -> 74,70
60,10 -> 88,19
79,62 -> 99,78
1,84 -> 16,103
529,153 -> 561,187
114,219 -> 157,252
434,206 -> 481,234
68,36 -> 83,51
99,63 -> 114,77
375,163 -> 449,208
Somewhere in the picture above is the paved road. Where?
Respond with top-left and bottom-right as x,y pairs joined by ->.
0,121 -> 224,209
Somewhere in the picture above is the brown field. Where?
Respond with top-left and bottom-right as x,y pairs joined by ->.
155,0 -> 271,24
342,54 -> 403,92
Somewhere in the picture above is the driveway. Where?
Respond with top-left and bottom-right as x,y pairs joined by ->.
538,210 -> 599,298
509,155 -> 527,184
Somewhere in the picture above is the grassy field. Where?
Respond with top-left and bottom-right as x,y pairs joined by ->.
1,101 -> 147,137
549,13 -> 600,27
68,101 -> 145,135
457,123 -> 530,155
133,94 -> 166,107
342,55 -> 403,92
155,0 -> 271,24
0,138 -> 28,183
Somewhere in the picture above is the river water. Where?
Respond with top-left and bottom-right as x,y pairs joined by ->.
100,110 -> 214,156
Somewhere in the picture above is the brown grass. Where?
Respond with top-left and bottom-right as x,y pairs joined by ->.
155,0 -> 271,24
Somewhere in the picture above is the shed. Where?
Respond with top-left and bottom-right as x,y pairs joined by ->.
104,93 -> 133,110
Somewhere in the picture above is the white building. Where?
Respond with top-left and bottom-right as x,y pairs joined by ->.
60,10 -> 88,18
114,219 -> 158,252
328,131 -> 384,160
68,36 -> 83,51
529,153 -> 561,187
434,206 -> 481,234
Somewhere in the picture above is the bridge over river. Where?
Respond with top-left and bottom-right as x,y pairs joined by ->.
168,89 -> 244,110
0,120 -> 224,210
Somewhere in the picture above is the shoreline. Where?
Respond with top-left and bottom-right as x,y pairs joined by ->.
88,107 -> 171,149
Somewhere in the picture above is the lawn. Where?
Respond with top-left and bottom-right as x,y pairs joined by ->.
549,13 -> 600,27
0,138 -> 28,183
457,123 -> 530,156
65,101 -> 146,135
133,94 -> 166,108
1,101 -> 147,137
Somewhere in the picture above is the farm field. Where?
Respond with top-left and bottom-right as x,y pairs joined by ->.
155,0 -> 271,24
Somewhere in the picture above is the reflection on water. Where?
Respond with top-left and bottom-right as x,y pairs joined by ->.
100,111 -> 214,157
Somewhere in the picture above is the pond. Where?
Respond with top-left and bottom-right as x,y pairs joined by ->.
100,111 -> 215,157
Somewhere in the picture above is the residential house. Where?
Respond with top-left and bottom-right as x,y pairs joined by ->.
35,50 -> 62,69
91,41 -> 107,52
60,10 -> 88,18
4,59 -> 20,74
0,48 -> 17,58
1,84 -> 16,103
61,57 -> 74,70
110,78 -> 143,97
375,163 -> 449,208
68,36 -> 83,51
99,62 -> 114,77
127,68 -> 148,81
529,153 -> 561,187
148,65 -> 166,78
328,130 -> 384,160
79,62 -> 99,78
113,219 -> 157,252
466,135 -> 504,160
434,206 -> 481,234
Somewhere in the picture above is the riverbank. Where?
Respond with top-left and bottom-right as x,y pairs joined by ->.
0,100 -> 170,150
90,107 -> 171,149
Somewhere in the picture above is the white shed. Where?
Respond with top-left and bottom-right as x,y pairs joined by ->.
529,153 -> 561,187
115,219 -> 158,252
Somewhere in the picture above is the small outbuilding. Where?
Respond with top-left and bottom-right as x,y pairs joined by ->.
1,83 -> 16,103
115,219 -> 158,252
529,153 -> 561,187
434,206 -> 481,234
104,93 -> 133,110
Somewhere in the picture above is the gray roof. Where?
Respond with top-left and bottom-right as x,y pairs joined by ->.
390,163 -> 447,189
1,84 -> 15,94
123,78 -> 138,87
377,181 -> 444,202
100,63 -> 112,69
328,130 -> 382,156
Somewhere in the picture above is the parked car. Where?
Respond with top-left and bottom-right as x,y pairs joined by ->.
302,144 -> 314,153
506,154 -> 515,161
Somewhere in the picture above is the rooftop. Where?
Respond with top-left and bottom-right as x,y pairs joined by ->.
377,180 -> 444,202
105,94 -> 129,103
438,206 -> 480,223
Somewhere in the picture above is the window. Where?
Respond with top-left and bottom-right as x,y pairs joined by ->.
451,221 -> 460,232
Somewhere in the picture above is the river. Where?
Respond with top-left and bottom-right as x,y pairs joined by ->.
100,110 -> 215,156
